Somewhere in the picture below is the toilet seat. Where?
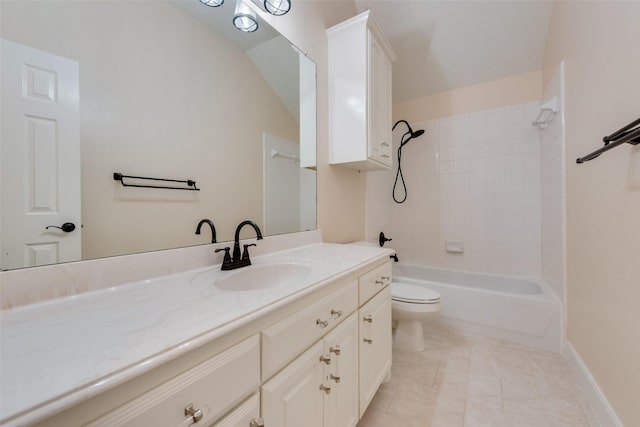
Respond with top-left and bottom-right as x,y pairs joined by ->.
392,282 -> 440,304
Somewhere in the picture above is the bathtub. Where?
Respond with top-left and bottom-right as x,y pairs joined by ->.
393,264 -> 563,352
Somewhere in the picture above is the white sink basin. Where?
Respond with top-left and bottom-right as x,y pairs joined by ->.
214,262 -> 312,291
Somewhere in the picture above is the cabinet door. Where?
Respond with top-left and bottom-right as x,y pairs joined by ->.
262,342 -> 324,427
367,32 -> 392,168
367,31 -> 383,164
323,313 -> 358,427
358,287 -> 392,417
379,52 -> 393,164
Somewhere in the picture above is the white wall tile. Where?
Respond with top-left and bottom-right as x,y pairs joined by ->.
365,101 -> 548,278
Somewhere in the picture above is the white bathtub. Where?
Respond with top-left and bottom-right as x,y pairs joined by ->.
393,264 -> 563,352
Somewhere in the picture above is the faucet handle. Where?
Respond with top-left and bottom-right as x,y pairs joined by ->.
242,244 -> 257,261
215,247 -> 232,268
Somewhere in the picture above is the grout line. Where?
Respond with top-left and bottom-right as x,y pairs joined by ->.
382,379 -> 401,415
431,358 -> 442,388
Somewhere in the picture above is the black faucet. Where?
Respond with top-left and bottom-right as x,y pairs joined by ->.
195,219 -> 217,243
215,220 -> 263,271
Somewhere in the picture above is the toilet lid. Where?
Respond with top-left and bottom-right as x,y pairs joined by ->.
392,282 -> 440,304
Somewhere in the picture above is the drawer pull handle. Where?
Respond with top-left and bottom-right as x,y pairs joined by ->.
375,280 -> 384,284
329,345 -> 341,355
381,276 -> 390,280
249,419 -> 265,427
330,374 -> 341,383
330,309 -> 343,318
320,355 -> 331,365
363,338 -> 373,344
320,384 -> 332,394
363,315 -> 373,323
316,318 -> 329,328
184,404 -> 203,424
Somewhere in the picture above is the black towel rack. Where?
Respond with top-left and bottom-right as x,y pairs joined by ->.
113,173 -> 200,191
576,118 -> 640,164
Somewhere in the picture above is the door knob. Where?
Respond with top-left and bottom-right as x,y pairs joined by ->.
45,222 -> 76,233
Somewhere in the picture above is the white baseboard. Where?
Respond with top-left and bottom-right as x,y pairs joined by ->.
564,340 -> 624,427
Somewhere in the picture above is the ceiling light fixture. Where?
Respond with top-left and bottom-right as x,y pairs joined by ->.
233,0 -> 258,32
199,0 -> 224,7
263,0 -> 290,16
197,0 -> 290,33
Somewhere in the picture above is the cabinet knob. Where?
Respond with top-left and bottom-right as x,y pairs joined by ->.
363,315 -> 373,323
184,404 -> 203,424
330,374 -> 341,383
316,318 -> 329,328
363,338 -> 373,344
330,309 -> 343,318
329,345 -> 341,355
381,276 -> 390,280
319,384 -> 332,394
375,280 -> 384,284
249,418 -> 265,427
319,355 -> 331,365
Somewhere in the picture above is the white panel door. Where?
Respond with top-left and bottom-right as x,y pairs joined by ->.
323,313 -> 359,427
262,341 -> 324,427
1,39 -> 81,269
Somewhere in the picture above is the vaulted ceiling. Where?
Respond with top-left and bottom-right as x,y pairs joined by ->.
354,0 -> 554,102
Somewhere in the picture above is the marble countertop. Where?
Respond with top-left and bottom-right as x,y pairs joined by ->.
0,243 -> 391,426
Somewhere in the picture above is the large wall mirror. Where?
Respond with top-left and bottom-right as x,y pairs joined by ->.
0,0 -> 317,270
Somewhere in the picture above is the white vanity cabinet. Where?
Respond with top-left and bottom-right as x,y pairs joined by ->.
32,259 -> 392,427
86,335 -> 260,427
328,11 -> 396,171
356,262 -> 392,417
358,287 -> 392,417
261,341 -> 325,427
323,313 -> 359,427
210,394 -> 260,427
261,312 -> 359,427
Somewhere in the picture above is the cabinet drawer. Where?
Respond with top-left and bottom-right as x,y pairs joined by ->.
211,393 -> 259,427
358,262 -> 391,304
262,281 -> 358,380
88,335 -> 260,427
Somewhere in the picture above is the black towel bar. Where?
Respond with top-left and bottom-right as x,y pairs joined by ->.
113,173 -> 200,191
576,118 -> 640,164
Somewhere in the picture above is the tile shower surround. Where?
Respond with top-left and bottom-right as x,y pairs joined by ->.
540,66 -> 566,304
367,102 -> 543,277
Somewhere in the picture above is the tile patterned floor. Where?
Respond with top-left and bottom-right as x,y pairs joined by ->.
357,321 -> 600,427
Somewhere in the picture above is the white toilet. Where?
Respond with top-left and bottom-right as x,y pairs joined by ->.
391,281 -> 441,352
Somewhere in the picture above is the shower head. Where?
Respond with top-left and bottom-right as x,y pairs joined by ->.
393,119 -> 425,147
411,129 -> 425,138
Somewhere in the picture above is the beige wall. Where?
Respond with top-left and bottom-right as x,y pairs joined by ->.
1,1 -> 299,258
393,70 -> 542,123
256,1 -> 363,244
543,2 -> 640,425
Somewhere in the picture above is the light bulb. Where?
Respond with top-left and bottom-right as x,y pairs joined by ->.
233,0 -> 258,32
199,0 -> 224,7
264,0 -> 290,16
